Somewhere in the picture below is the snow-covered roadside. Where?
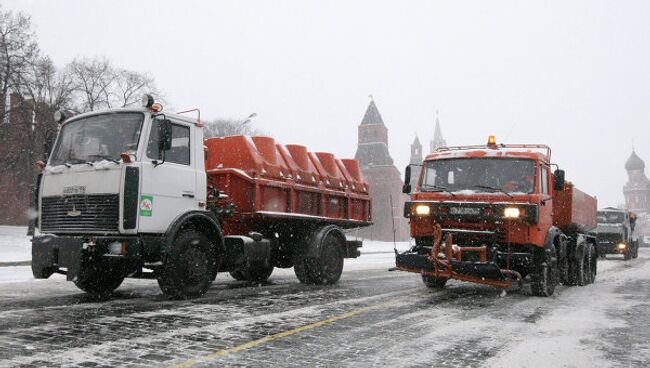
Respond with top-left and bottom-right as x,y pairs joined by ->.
0,226 -> 31,262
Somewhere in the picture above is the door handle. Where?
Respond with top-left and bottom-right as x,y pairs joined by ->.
182,193 -> 195,198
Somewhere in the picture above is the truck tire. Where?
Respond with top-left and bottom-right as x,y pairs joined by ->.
229,263 -> 274,283
422,275 -> 448,289
567,243 -> 586,286
633,243 -> 639,258
73,265 -> 124,295
582,243 -> 595,285
530,246 -> 557,297
293,228 -> 344,285
624,248 -> 632,261
157,230 -> 217,299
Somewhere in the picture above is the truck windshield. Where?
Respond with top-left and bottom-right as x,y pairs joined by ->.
49,112 -> 144,166
597,212 -> 624,224
421,158 -> 536,194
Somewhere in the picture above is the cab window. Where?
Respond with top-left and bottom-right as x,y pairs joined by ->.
541,167 -> 549,194
147,121 -> 191,165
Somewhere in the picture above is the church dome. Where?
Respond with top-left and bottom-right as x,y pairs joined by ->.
626,151 -> 645,171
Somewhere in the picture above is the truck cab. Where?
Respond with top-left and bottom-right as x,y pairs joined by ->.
593,208 -> 638,260
32,98 -> 216,297
396,137 -> 598,296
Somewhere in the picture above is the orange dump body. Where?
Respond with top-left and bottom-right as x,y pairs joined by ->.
204,136 -> 371,236
552,182 -> 597,232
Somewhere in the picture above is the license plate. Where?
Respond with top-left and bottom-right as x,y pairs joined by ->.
63,186 -> 86,195
449,207 -> 480,215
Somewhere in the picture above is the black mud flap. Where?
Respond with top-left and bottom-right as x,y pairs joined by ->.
345,240 -> 362,258
31,236 -> 84,280
449,260 -> 506,281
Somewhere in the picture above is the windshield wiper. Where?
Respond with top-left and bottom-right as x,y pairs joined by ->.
474,185 -> 513,198
86,155 -> 120,164
421,184 -> 456,197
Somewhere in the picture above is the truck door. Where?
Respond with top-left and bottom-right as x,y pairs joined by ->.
538,165 -> 553,232
139,118 -> 198,233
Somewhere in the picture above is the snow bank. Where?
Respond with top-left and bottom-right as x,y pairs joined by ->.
0,226 -> 31,262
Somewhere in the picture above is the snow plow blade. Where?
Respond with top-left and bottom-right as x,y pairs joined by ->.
395,225 -> 520,289
395,254 -> 506,281
448,260 -> 505,280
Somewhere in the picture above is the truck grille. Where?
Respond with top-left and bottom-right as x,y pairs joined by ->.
597,233 -> 622,244
40,194 -> 120,233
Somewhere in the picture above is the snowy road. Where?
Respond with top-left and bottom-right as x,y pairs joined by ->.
0,229 -> 649,367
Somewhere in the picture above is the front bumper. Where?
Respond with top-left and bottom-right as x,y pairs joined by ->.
597,242 -> 627,255
31,235 -> 141,280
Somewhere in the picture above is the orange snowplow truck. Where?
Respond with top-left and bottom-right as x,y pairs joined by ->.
396,136 -> 598,296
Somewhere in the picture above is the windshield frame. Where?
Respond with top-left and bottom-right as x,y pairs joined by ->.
48,111 -> 146,167
419,157 -> 538,195
597,211 -> 625,224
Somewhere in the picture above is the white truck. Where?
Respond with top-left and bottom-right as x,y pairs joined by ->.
31,95 -> 371,298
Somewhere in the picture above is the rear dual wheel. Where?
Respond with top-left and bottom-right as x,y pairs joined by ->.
568,243 -> 596,286
294,227 -> 344,285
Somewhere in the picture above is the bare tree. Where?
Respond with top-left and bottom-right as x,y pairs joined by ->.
66,57 -> 115,112
0,6 -> 39,120
204,116 -> 264,138
114,69 -> 159,108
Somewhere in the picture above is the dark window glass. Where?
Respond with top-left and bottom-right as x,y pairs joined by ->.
597,211 -> 625,224
147,121 -> 191,165
49,112 -> 144,166
541,167 -> 549,194
421,158 -> 536,194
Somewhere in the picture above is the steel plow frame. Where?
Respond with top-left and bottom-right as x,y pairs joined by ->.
394,224 -> 521,289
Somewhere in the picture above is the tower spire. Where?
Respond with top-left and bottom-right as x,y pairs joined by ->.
429,110 -> 447,152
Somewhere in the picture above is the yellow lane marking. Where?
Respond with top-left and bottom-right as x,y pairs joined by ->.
172,302 -> 392,368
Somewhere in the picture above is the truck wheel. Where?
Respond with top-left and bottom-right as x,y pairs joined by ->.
632,243 -> 639,259
583,244 -> 595,285
294,229 -> 344,285
73,265 -> 124,295
157,230 -> 217,299
422,275 -> 447,289
530,247 -> 557,297
229,263 -> 274,283
624,248 -> 632,261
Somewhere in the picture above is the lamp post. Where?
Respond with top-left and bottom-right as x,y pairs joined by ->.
242,112 -> 257,126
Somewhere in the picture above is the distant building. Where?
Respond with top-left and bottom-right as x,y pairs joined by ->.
0,92 -> 56,226
623,150 -> 650,214
354,98 -> 409,241
408,112 -> 447,190
429,110 -> 447,153
408,135 -> 423,190
623,150 -> 650,242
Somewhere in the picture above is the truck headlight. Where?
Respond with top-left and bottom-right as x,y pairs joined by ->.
503,207 -> 521,219
415,205 -> 431,216
617,243 -> 626,250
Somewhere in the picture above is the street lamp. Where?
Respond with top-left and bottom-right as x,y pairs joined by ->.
242,112 -> 257,125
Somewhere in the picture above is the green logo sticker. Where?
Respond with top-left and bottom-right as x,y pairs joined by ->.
140,195 -> 153,217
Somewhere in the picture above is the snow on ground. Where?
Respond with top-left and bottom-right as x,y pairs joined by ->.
0,226 -> 31,262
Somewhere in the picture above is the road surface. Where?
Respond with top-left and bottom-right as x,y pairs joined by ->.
0,250 -> 648,367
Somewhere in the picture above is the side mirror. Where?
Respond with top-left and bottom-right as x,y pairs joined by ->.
402,165 -> 412,194
553,169 -> 565,191
158,119 -> 172,153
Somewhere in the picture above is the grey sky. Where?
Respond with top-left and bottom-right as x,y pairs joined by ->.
6,0 -> 650,207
